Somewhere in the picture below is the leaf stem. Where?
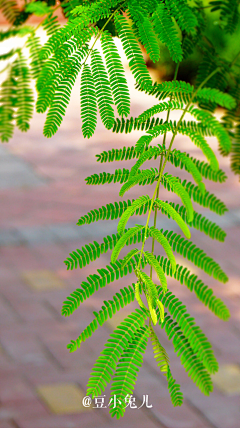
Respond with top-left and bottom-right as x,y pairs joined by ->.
150,63 -> 180,279
136,65 -> 221,275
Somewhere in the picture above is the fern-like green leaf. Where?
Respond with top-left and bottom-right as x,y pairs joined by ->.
80,64 -> 98,138
165,0 -> 198,33
26,33 -> 44,80
120,248 -> 140,270
156,299 -> 165,323
90,49 -> 115,130
163,173 -> 194,222
0,67 -> 16,142
189,106 -> 232,156
158,256 -> 230,321
109,325 -> 149,418
162,176 -> 228,215
148,228 -> 176,275
196,87 -> 236,110
172,150 -> 205,195
96,143 -> 226,183
86,308 -> 148,398
117,195 -> 150,234
62,253 -> 147,316
157,201 -> 226,242
119,168 -> 157,196
137,101 -> 184,123
162,230 -> 228,283
40,15 -> 96,59
154,199 -> 191,239
101,31 -> 130,117
114,13 -> 153,90
160,313 -> 213,395
12,53 -> 34,132
128,1 -> 160,63
137,269 -> 159,304
146,294 -> 158,325
149,324 -> 183,406
158,288 -> 218,374
67,283 -> 138,352
152,3 -> 183,63
111,224 -> 145,263
135,281 -> 148,310
129,146 -> 161,177
0,0 -> 19,23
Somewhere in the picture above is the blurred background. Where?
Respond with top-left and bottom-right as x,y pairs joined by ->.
0,2 -> 240,428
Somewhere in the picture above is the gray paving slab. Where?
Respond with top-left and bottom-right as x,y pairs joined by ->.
17,226 -> 57,246
0,145 -> 46,189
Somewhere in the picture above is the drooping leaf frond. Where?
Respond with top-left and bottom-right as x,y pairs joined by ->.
80,64 -> 98,138
162,173 -> 194,222
136,79 -> 194,103
142,251 -> 168,292
120,248 -> 140,270
111,224 -> 145,263
117,195 -> 150,234
158,256 -> 230,321
171,150 -> 205,194
26,33 -> 44,80
0,0 -> 19,23
165,0 -> 198,34
101,31 -> 130,117
12,53 -> 34,132
90,49 -> 115,130
157,288 -> 218,374
137,101 -> 184,123
162,176 -> 228,215
39,13 -> 96,59
189,107 -> 232,156
114,13 -> 153,90
62,253 -> 147,316
152,2 -> 183,63
119,168 -> 157,196
154,199 -> 191,239
160,313 -> 213,395
42,52 -> 83,137
162,229 -> 228,283
67,283 -> 137,352
196,87 -> 236,110
0,67 -> 16,142
86,308 -> 148,398
148,227 -> 176,274
149,324 -> 183,406
156,201 -> 226,242
209,0 -> 239,34
128,1 -> 160,63
112,116 -> 165,134
109,325 -> 149,419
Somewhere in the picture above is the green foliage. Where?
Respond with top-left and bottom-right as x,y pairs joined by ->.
152,3 -> 183,63
0,0 -> 19,23
162,173 -> 194,222
209,0 -> 239,34
101,30 -> 130,117
12,53 -> 34,132
154,199 -> 191,239
0,0 -> 237,419
90,49 -> 115,130
86,309 -> 148,398
149,324 -> 183,406
114,12 -> 153,90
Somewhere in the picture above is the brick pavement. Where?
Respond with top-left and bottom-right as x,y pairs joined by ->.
0,33 -> 240,428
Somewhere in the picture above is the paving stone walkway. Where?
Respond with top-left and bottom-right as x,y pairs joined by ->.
0,35 -> 240,428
